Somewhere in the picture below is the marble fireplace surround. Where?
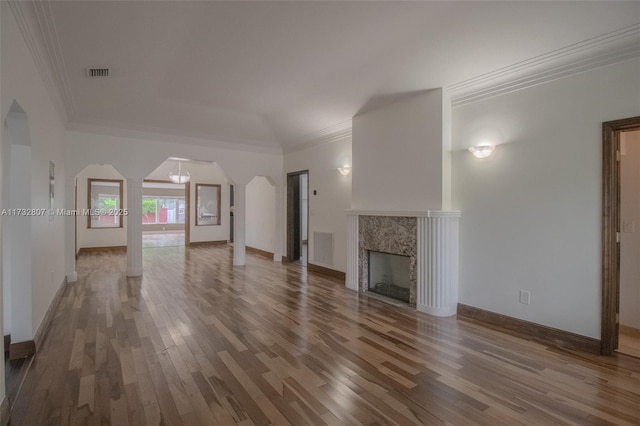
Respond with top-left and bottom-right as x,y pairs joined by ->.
346,210 -> 461,317
358,216 -> 418,306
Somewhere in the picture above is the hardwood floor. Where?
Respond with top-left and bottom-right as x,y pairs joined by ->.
4,352 -> 32,410
10,245 -> 640,425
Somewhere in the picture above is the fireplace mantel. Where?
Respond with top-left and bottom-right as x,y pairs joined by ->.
346,210 -> 461,218
346,209 -> 460,317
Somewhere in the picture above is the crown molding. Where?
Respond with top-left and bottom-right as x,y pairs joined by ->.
283,120 -> 352,154
449,24 -> 640,107
8,0 -> 75,121
66,121 -> 283,156
30,0 -> 77,118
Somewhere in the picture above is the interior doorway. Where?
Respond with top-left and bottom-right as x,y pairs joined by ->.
617,128 -> 640,358
142,180 -> 188,248
286,170 -> 309,264
602,115 -> 640,356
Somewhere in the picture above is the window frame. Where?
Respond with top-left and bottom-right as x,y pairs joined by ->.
87,178 -> 124,229
142,195 -> 186,225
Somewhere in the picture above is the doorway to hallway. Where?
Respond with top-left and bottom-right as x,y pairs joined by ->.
617,127 -> 640,358
142,179 -> 188,248
286,170 -> 309,265
602,115 -> 640,357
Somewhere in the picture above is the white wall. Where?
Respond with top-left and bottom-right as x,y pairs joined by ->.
1,1 -> 68,352
352,89 -> 444,212
452,58 -> 640,339
620,130 -> 640,329
246,176 -> 276,253
284,136 -> 351,272
76,164 -> 127,250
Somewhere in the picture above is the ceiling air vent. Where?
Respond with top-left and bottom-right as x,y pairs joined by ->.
86,67 -> 110,78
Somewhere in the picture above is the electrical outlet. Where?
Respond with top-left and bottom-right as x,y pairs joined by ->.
519,290 -> 530,305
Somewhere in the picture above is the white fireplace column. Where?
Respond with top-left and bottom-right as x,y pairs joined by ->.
417,212 -> 460,316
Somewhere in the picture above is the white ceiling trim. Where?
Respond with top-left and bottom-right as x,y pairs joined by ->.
30,0 -> 77,118
7,0 -> 70,122
66,121 -> 283,156
449,23 -> 640,107
283,126 -> 352,155
290,119 -> 352,145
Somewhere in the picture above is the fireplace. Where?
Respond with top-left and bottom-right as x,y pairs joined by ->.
357,215 -> 417,306
346,210 -> 460,316
368,251 -> 411,303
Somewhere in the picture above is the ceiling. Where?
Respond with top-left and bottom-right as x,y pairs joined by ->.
17,1 -> 640,151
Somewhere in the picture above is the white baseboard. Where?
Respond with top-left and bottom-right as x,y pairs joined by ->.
417,303 -> 456,317
345,281 -> 358,291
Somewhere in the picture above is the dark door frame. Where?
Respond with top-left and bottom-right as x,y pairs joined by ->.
286,170 -> 309,263
601,115 -> 640,355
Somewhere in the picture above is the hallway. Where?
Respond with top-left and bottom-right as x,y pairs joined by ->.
9,246 -> 640,425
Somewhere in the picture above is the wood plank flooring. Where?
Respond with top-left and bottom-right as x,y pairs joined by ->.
10,245 -> 640,425
619,326 -> 640,359
4,352 -> 32,410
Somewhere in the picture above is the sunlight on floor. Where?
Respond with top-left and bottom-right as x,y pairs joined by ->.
142,231 -> 185,248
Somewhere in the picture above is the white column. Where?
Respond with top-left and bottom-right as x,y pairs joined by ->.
273,184 -> 283,262
417,211 -> 460,317
233,184 -> 246,266
126,177 -> 143,277
346,213 -> 359,290
64,176 -> 77,282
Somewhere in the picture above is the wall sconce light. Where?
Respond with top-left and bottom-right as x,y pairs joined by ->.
337,165 -> 352,176
468,144 -> 496,159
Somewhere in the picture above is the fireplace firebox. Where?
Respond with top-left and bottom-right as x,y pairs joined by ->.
368,250 -> 411,303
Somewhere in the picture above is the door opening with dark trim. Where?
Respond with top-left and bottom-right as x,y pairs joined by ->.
286,170 -> 309,265
601,115 -> 640,356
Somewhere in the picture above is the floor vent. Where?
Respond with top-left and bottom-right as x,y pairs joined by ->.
313,232 -> 333,266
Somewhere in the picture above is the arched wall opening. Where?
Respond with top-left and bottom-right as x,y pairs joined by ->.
2,100 -> 34,358
143,158 -> 231,248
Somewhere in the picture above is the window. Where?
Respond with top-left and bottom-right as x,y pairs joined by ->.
196,184 -> 221,226
88,179 -> 123,228
142,196 -> 185,224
